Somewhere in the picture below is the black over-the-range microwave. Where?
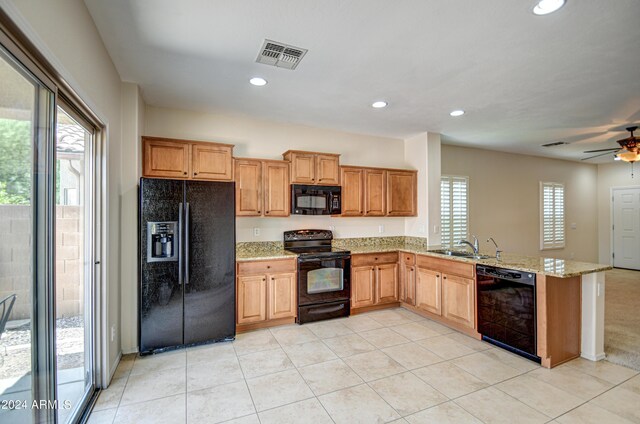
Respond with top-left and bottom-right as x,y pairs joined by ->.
291,184 -> 341,215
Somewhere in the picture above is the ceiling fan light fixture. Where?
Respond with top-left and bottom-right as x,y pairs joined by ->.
533,0 -> 566,15
617,151 -> 640,163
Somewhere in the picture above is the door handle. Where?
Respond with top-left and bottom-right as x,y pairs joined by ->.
309,304 -> 345,314
178,203 -> 183,285
185,202 -> 190,285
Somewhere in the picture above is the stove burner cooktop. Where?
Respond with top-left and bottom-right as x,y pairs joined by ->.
283,229 -> 350,258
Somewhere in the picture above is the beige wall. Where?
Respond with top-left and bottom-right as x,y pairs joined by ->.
4,0 -> 124,379
596,162 -> 639,264
442,145 -> 599,262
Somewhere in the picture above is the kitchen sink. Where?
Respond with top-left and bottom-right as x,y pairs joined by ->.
428,249 -> 492,260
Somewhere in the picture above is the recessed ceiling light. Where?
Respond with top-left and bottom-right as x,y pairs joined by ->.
533,0 -> 566,15
249,77 -> 267,86
450,110 -> 465,117
372,101 -> 388,108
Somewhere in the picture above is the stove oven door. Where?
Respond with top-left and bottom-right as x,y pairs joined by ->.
298,256 -> 351,306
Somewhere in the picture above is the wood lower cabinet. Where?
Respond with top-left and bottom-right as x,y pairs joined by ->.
236,259 -> 297,330
267,273 -> 297,319
442,274 -> 475,328
377,263 -> 399,304
415,267 -> 442,315
351,253 -> 399,311
399,253 -> 416,306
142,136 -> 233,181
234,158 -> 289,217
387,170 -> 417,216
143,138 -> 190,178
237,275 -> 267,324
352,266 -> 375,308
284,150 -> 340,185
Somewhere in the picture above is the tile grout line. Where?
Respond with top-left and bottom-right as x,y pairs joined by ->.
230,339 -> 261,422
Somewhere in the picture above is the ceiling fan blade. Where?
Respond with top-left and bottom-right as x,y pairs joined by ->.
582,151 -> 619,160
583,147 -> 621,153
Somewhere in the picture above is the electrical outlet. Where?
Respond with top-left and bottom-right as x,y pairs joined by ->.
253,227 -> 260,237
378,225 -> 384,234
433,225 -> 440,234
570,223 -> 577,230
110,325 -> 116,342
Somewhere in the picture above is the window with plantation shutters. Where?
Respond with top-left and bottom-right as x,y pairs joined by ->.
441,176 -> 468,248
540,182 -> 565,250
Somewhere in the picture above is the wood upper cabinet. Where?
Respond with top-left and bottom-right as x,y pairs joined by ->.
267,272 -> 296,320
340,167 -> 364,216
192,143 -> 233,180
142,136 -> 233,181
283,150 -> 340,185
263,161 -> 290,217
442,274 -> 475,328
237,275 -> 267,324
416,267 -> 442,316
143,138 -> 190,178
316,154 -> 340,185
352,266 -> 375,308
235,159 -> 263,216
235,159 -> 290,217
376,263 -> 399,304
365,169 -> 386,216
387,170 -> 417,216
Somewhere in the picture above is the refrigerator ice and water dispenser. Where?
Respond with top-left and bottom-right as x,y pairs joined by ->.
147,221 -> 178,262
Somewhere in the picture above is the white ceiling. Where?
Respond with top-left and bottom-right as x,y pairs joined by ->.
84,0 -> 640,163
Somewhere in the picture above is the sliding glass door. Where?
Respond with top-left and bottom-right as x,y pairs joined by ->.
0,39 -> 99,424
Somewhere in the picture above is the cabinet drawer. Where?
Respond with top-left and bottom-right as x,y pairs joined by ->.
352,252 -> 399,266
401,253 -> 416,265
238,258 -> 297,276
416,255 -> 474,279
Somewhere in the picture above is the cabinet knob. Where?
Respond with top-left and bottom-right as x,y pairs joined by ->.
183,172 -> 187,175
267,265 -> 271,269
443,276 -> 447,279
265,211 -> 269,214
194,172 -> 198,175
374,257 -> 378,260
258,210 -> 261,213
262,278 -> 266,281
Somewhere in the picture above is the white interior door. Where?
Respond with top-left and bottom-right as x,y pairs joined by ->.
612,187 -> 640,270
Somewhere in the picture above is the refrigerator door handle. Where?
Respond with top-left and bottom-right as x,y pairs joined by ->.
178,203 -> 183,285
185,202 -> 190,285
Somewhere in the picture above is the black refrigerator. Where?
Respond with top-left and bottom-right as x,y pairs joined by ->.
139,177 -> 236,354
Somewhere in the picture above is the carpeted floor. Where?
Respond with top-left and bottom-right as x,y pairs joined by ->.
605,267 -> 640,371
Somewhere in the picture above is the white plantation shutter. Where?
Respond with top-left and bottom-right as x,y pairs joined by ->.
540,182 -> 565,250
441,176 -> 468,248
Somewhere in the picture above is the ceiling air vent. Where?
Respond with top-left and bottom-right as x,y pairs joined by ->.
256,39 -> 308,70
542,141 -> 568,147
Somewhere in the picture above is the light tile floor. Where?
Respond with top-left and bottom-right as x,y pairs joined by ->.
88,308 -> 640,424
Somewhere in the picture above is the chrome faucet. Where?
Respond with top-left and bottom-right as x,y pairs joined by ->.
487,237 -> 502,260
457,235 -> 479,255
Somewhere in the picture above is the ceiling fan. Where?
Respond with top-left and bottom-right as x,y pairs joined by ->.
582,126 -> 639,161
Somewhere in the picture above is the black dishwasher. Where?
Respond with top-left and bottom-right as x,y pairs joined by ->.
476,265 -> 541,363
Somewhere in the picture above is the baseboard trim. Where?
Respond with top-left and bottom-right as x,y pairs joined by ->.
581,352 -> 606,362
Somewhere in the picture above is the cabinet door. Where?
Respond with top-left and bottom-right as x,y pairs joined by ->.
364,169 -> 386,216
376,263 -> 399,304
289,152 -> 316,184
415,267 -> 441,315
263,161 -> 290,217
192,143 -> 233,180
235,159 -> 262,216
387,170 -> 417,216
316,154 -> 340,185
268,272 -> 297,320
340,167 -> 364,216
400,264 -> 416,306
237,275 -> 267,324
442,274 -> 475,328
352,266 -> 375,308
143,138 -> 190,178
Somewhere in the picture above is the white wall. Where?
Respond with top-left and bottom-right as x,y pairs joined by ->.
442,145 -> 599,262
144,106 -> 408,242
3,0 -> 124,380
596,162 -> 639,264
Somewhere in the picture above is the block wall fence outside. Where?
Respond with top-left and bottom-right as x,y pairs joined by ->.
0,205 -> 84,320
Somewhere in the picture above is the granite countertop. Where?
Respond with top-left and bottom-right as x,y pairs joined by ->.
236,241 -> 298,262
236,237 -> 612,277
